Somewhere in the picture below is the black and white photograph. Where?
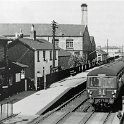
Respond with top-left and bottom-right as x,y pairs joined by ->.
0,0 -> 124,123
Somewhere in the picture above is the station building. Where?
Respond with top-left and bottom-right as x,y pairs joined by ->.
8,30 -> 59,90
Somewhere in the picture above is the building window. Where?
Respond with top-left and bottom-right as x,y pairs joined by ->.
55,50 -> 57,60
50,51 -> 52,60
37,51 -> 40,62
55,39 -> 59,47
98,57 -> 101,61
50,65 -> 52,73
52,39 -> 59,47
43,67 -> 44,75
66,39 -> 73,49
43,51 -> 45,61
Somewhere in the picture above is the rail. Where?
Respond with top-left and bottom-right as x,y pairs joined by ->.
52,98 -> 88,124
79,111 -> 95,124
29,89 -> 87,124
103,112 -> 112,124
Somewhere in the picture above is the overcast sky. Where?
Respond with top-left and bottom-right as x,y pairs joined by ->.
0,0 -> 124,47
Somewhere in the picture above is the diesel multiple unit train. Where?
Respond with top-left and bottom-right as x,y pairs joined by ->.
87,60 -> 124,111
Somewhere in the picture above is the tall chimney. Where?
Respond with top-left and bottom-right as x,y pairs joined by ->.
81,3 -> 88,26
30,24 -> 36,40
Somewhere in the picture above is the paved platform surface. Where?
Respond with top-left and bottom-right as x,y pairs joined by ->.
1,69 -> 90,124
13,86 -> 70,115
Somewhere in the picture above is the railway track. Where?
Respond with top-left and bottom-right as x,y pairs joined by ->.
29,97 -> 115,124
29,89 -> 92,124
80,111 -> 115,124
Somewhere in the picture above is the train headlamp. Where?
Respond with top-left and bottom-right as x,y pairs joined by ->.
87,89 -> 90,93
113,95 -> 116,98
112,90 -> 117,95
112,91 -> 115,95
89,91 -> 93,95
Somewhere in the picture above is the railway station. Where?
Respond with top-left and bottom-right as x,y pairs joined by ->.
1,65 -> 123,124
0,1 -> 124,124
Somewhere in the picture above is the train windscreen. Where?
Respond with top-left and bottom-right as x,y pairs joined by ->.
88,77 -> 116,88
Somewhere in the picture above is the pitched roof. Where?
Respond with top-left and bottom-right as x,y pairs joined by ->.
14,38 -> 59,50
96,49 -> 107,55
58,49 -> 71,57
0,60 -> 28,69
12,62 -> 28,68
0,24 -> 85,36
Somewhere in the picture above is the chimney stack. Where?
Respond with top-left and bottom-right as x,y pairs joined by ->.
30,24 -> 36,40
81,3 -> 88,27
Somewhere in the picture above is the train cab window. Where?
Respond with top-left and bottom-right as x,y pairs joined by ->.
99,77 -> 116,88
88,76 -> 116,88
89,77 -> 99,87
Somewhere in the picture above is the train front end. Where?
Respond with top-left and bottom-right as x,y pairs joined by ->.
87,75 -> 117,106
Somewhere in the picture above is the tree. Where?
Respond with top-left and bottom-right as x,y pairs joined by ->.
68,54 -> 85,67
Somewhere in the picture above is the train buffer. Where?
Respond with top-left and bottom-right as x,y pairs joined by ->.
70,70 -> 76,76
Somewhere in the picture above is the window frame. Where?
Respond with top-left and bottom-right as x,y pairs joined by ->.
66,39 -> 74,49
50,50 -> 52,60
37,50 -> 40,62
43,51 -> 46,61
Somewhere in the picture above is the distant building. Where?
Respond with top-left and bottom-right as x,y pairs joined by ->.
102,47 -> 122,57
0,3 -> 96,63
96,49 -> 108,62
89,36 -> 96,61
8,29 -> 59,90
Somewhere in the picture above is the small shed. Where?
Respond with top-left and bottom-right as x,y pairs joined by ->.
0,60 -> 28,98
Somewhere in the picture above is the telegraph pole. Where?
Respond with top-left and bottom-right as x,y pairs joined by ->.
51,20 -> 58,71
122,45 -> 123,57
3,40 -> 9,87
107,39 -> 108,55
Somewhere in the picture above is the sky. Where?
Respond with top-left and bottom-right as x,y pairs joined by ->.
0,0 -> 124,47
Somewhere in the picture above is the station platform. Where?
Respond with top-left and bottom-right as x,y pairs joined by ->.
2,67 -> 122,124
13,86 -> 70,115
12,69 -> 92,116
1,69 -> 90,124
